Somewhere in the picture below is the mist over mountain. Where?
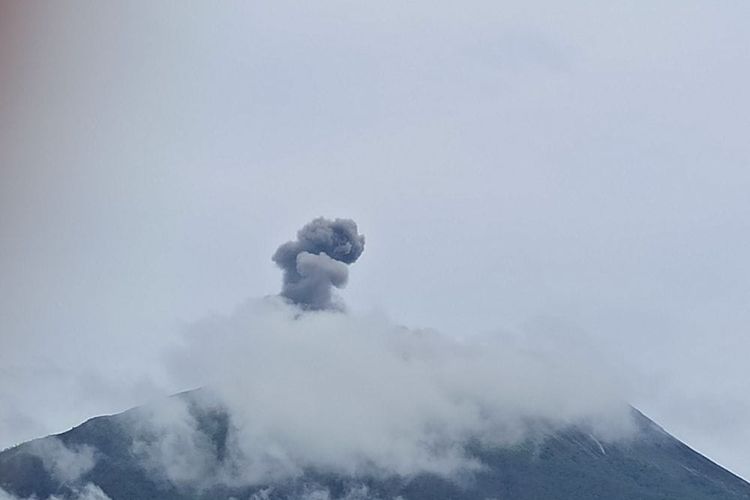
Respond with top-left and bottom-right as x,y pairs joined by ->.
1,388 -> 749,500
1,297 -> 749,499
1,218 -> 748,499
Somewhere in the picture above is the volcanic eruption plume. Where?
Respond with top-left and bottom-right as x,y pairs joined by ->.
272,217 -> 365,310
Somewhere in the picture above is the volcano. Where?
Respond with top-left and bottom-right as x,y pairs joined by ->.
1,389 -> 748,500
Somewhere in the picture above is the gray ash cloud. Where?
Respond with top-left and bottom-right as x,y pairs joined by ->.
272,218 -> 365,310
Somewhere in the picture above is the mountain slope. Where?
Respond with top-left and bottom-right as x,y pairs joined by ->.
1,390 -> 749,500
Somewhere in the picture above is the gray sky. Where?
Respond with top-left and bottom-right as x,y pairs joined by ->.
1,0 -> 749,480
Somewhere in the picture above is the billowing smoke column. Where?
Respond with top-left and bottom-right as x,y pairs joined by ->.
272,217 -> 365,310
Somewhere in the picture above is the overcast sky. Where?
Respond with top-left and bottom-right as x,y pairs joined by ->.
1,0 -> 749,480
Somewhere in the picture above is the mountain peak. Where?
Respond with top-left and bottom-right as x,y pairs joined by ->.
1,390 -> 748,500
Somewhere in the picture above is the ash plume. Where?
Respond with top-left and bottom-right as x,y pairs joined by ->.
272,218 -> 365,310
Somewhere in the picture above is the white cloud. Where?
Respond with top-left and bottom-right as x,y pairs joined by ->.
130,298 -> 633,488
27,438 -> 96,484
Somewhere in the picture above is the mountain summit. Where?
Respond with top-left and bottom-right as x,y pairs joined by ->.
1,390 -> 748,500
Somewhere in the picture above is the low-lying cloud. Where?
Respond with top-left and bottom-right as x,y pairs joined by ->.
1,438 -> 108,500
133,297 -> 635,489
27,438 -> 96,484
0,217 -> 638,496
0,436 -> 111,500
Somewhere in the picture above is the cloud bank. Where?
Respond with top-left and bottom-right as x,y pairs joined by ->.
131,297 -> 635,489
26,438 -> 96,484
1,438 -> 108,500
